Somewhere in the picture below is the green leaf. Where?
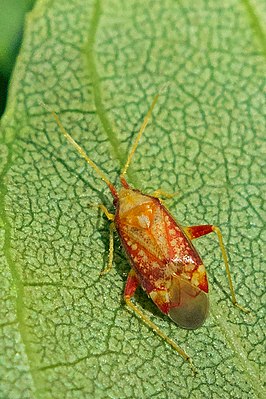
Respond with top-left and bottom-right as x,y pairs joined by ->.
0,0 -> 265,398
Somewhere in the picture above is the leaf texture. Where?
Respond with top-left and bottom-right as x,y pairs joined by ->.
0,0 -> 265,398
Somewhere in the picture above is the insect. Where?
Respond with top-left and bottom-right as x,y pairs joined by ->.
42,94 -> 247,371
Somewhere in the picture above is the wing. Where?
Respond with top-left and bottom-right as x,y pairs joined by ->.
167,274 -> 209,329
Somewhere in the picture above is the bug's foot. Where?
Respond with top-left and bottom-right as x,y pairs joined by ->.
100,265 -> 112,276
233,302 -> 250,314
187,357 -> 198,376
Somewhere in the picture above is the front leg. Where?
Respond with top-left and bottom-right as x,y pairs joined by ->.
89,204 -> 115,275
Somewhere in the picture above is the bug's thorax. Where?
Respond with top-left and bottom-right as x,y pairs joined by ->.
115,186 -> 156,227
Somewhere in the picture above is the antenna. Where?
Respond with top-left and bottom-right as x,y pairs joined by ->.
120,93 -> 159,179
40,102 -> 118,199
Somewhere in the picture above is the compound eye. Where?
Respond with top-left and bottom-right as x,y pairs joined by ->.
168,276 -> 209,330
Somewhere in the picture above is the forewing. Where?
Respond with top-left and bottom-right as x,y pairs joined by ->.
168,274 -> 209,329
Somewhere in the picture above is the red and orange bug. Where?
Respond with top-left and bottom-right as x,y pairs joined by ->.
42,94 -> 247,371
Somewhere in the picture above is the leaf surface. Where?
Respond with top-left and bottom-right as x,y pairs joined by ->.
0,0 -> 265,398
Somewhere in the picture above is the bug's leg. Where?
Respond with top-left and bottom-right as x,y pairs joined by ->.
124,269 -> 196,373
89,204 -> 115,274
96,204 -> 115,221
100,222 -> 115,275
183,225 -> 249,313
151,189 -> 178,199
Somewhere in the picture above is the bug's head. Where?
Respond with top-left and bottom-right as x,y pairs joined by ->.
168,276 -> 209,330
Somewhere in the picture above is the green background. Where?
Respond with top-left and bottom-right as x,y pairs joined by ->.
0,0 -> 265,398
0,0 -> 35,115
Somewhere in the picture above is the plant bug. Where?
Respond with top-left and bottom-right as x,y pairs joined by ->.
42,94 -> 247,372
